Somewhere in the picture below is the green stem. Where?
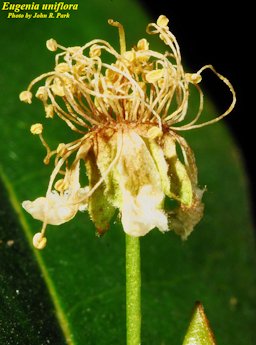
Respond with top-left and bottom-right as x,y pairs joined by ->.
126,234 -> 141,345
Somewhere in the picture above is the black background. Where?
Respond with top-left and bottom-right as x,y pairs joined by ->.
139,0 -> 255,223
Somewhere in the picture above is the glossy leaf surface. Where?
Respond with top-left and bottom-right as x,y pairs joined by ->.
0,1 -> 256,344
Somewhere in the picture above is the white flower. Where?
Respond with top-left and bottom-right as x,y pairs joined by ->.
19,15 -> 235,249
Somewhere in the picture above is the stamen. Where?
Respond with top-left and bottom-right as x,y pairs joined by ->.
46,38 -> 66,52
108,19 -> 126,55
38,133 -> 53,165
173,65 -> 236,130
46,152 -> 72,195
29,123 -> 53,164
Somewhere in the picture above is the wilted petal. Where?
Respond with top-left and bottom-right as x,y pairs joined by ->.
121,185 -> 168,236
169,188 -> 204,240
22,161 -> 82,226
117,130 -> 168,236
22,192 -> 79,225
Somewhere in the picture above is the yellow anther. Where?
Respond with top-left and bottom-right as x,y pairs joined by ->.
137,38 -> 149,51
157,15 -> 169,28
55,63 -> 70,73
45,104 -> 54,118
19,90 -> 33,104
185,73 -> 202,84
30,123 -> 43,135
73,62 -> 86,76
54,179 -> 68,192
57,143 -> 67,156
46,38 -> 58,52
105,67 -> 117,82
36,86 -> 48,102
89,45 -> 101,57
123,50 -> 135,62
52,78 -> 65,97
33,232 -> 47,250
145,69 -> 164,83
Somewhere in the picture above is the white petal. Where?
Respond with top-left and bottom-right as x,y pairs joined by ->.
116,130 -> 168,236
22,193 -> 78,225
22,160 -> 84,226
121,185 -> 168,236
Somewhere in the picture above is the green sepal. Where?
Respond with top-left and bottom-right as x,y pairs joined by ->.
95,131 -> 122,208
148,135 -> 193,207
85,150 -> 115,234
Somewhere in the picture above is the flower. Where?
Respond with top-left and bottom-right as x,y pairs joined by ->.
20,15 -> 235,249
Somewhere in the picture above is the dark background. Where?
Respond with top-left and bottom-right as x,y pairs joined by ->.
139,0 -> 255,223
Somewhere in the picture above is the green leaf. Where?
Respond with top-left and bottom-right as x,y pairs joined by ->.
0,2 -> 256,345
182,302 -> 216,345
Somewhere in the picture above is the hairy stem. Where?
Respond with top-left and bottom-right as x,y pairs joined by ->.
126,234 -> 141,345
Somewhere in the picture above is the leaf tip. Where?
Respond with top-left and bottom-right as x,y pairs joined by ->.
182,301 -> 216,345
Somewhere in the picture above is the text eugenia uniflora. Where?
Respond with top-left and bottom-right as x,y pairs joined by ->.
1,2 -> 78,13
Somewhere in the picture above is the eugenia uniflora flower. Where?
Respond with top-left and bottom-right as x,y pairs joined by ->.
19,15 -> 236,249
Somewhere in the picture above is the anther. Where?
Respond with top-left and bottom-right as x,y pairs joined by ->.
46,38 -> 58,52
89,45 -> 101,58
55,63 -> 70,73
108,19 -> 126,55
19,90 -> 33,104
54,179 -> 68,192
45,104 -> 54,119
185,73 -> 202,84
36,86 -> 48,102
33,232 -> 47,250
57,143 -> 67,156
145,69 -> 164,83
30,123 -> 43,135
157,15 -> 169,28
137,38 -> 149,51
